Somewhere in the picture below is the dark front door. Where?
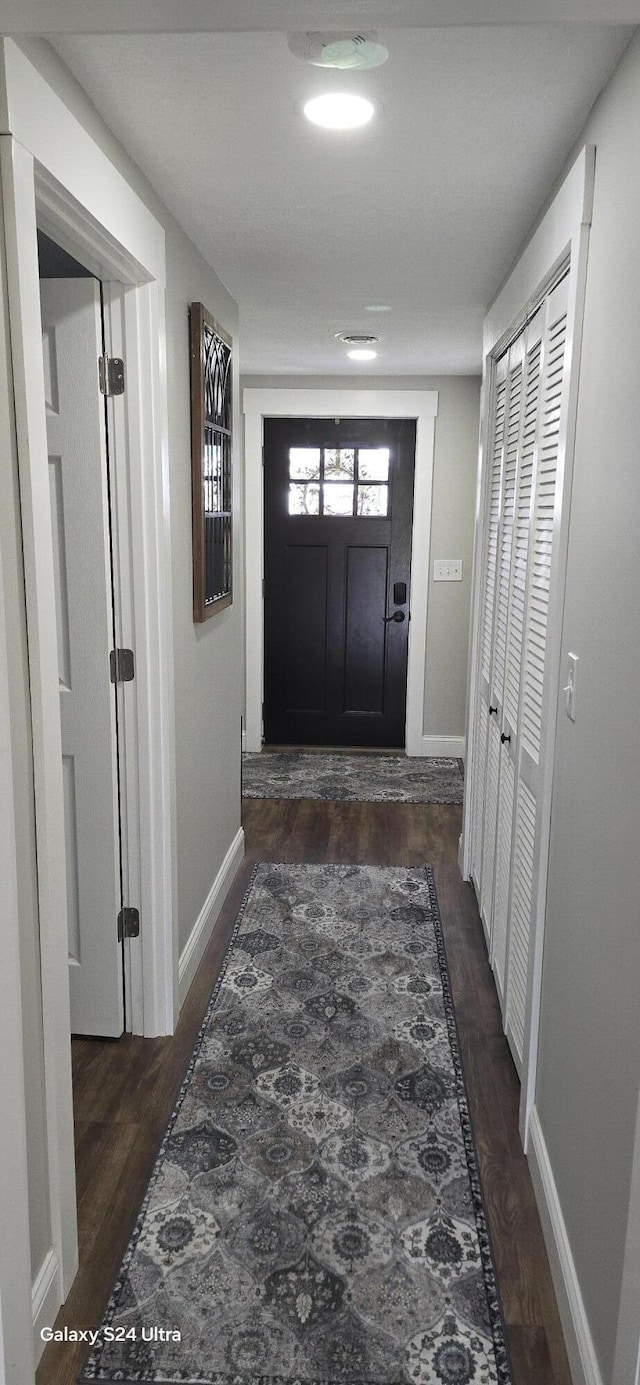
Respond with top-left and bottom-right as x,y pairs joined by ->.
264,417 -> 416,747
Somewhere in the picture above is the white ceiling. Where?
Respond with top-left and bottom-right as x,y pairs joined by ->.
5,0 -> 640,31
51,24 -> 632,373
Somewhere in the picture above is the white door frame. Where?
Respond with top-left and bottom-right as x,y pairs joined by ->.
0,236 -> 36,1384
0,36 -> 178,1328
612,1081 -> 640,1385
244,388 -> 438,756
461,145 -> 594,1143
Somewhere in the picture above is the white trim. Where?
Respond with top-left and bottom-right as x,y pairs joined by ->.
0,36 -> 177,1346
461,146 -> 594,1140
0,42 -> 165,286
0,222 -> 36,1381
528,1106 -> 604,1385
243,388 -> 438,757
612,1085 -> 640,1385
178,827 -> 245,1008
482,149 -> 594,359
31,1252 -> 60,1365
0,130 -> 79,1305
418,735 -> 465,759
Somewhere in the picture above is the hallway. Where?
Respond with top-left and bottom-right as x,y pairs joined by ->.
38,799 -> 571,1385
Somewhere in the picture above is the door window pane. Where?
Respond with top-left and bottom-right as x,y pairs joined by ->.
324,448 -> 355,480
324,483 -> 354,516
357,484 -> 389,516
358,448 -> 390,481
289,448 -> 321,479
289,482 -> 320,515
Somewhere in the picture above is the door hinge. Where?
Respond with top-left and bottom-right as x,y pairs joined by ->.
117,907 -> 140,942
99,354 -> 125,397
110,648 -> 135,684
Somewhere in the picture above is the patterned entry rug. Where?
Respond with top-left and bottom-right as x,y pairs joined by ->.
81,863 -> 511,1385
242,753 -> 464,804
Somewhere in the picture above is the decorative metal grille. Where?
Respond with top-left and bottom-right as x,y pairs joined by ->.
190,304 -> 233,621
287,445 -> 390,517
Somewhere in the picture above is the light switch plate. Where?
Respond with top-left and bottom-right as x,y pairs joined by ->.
434,559 -> 463,582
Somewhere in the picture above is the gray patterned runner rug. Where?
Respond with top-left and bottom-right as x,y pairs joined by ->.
81,863 -> 511,1385
242,753 -> 464,804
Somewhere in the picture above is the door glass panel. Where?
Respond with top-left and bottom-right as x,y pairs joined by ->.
358,448 -> 390,481
324,483 -> 354,516
289,482 -> 320,515
324,448 -> 355,480
357,484 -> 389,517
289,447 -> 321,479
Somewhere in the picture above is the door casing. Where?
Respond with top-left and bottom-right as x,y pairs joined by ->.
0,35 -> 177,1356
461,145 -> 594,1147
244,388 -> 439,758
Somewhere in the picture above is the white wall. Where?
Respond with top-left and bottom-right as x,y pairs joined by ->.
13,39 -> 244,955
1,37 -> 244,1325
164,222 -> 242,953
531,33 -> 640,1382
241,373 -> 480,743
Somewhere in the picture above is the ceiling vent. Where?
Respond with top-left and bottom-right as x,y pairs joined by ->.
288,32 -> 389,71
335,333 -> 380,345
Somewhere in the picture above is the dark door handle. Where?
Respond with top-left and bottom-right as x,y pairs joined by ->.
384,610 -> 405,624
489,705 -> 498,717
501,732 -> 511,744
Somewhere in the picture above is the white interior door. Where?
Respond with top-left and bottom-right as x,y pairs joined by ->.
504,274 -> 570,1067
41,277 -> 124,1037
490,332 -> 524,1004
471,356 -> 507,942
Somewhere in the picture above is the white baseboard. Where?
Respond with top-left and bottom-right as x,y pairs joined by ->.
178,827 -> 245,1009
408,735 -> 465,759
527,1106 -> 604,1385
32,1248 -> 61,1362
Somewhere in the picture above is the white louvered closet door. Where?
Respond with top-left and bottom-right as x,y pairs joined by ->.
490,331 -> 526,1002
504,274 -> 570,1068
470,355 -> 507,941
491,310 -> 546,1003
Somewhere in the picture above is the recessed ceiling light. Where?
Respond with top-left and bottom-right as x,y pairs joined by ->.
365,304 -> 391,312
348,348 -> 378,361
303,93 -> 375,130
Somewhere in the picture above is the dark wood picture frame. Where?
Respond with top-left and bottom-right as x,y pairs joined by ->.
190,302 -> 233,622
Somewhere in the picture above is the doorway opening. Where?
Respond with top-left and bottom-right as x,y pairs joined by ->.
263,416 -> 416,749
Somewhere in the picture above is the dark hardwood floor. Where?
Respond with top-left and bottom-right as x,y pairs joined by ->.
37,800 -> 571,1385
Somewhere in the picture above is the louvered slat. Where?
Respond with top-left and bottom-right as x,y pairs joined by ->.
480,716 -> 501,933
480,378 -> 506,683
470,696 -> 489,891
520,308 -> 567,762
492,364 -> 522,701
492,749 -> 515,994
506,779 -> 537,1061
503,340 -> 541,729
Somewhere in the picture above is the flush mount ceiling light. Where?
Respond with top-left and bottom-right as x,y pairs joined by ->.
303,93 -> 375,130
335,332 -> 379,345
348,348 -> 378,361
289,31 -> 389,71
365,304 -> 392,312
